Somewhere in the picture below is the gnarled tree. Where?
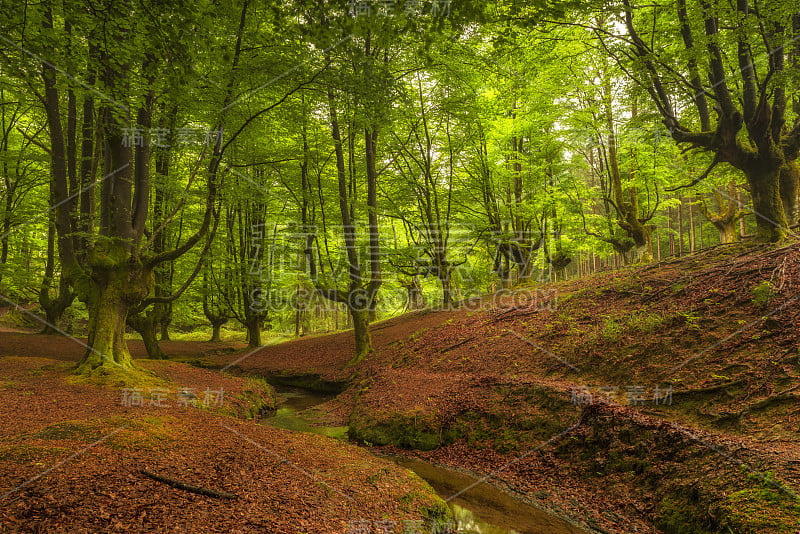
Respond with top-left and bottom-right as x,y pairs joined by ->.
613,0 -> 800,242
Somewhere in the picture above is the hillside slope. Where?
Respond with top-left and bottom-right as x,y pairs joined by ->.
220,241 -> 800,533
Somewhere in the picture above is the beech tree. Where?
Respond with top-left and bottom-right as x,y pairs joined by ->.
0,0 -> 246,372
605,0 -> 800,242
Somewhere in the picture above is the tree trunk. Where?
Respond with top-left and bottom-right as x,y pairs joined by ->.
697,209 -> 703,248
210,320 -> 225,342
0,192 -> 11,284
678,198 -> 684,256
518,244 -> 535,282
404,278 -> 424,311
349,307 -> 371,365
41,289 -> 72,335
749,167 -> 788,242
716,221 -> 738,244
737,188 -> 746,238
41,281 -> 73,335
140,317 -> 165,359
295,295 -> 302,337
39,215 -> 75,334
439,267 -> 453,308
321,83 -> 380,365
668,206 -> 675,256
779,161 -> 800,227
656,233 -> 661,261
160,317 -> 171,341
498,250 -> 512,288
688,199 -> 695,252
128,311 -> 167,359
75,267 -> 148,374
245,315 -> 261,348
697,183 -> 741,246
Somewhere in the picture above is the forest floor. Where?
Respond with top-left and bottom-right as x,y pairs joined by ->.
2,240 -> 800,533
0,348 -> 449,532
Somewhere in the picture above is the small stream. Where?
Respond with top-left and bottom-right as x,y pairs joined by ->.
266,385 -> 588,534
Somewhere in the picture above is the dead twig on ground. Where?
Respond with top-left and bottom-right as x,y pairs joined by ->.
140,469 -> 238,499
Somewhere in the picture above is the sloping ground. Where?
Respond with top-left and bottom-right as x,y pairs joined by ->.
0,331 -> 248,362
199,307 -> 468,382
219,241 -> 800,533
0,357 -> 450,533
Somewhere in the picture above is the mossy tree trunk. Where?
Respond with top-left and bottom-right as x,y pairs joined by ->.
779,161 -> 800,227
140,314 -> 166,359
127,308 -> 166,360
697,180 -> 744,244
587,53 -> 654,265
349,306 -> 372,365
745,159 -> 788,243
32,0 -> 239,377
714,220 -> 738,244
245,314 -> 262,348
315,71 -> 382,366
209,319 -> 226,342
240,218 -> 266,349
160,317 -> 171,341
402,278 -> 424,311
76,262 -> 152,374
439,267 -> 453,308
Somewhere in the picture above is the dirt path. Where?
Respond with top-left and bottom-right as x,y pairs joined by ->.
199,308 -> 468,380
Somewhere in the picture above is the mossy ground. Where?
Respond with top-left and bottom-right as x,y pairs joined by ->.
65,361 -> 173,391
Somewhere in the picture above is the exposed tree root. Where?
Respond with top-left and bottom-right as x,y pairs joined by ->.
439,336 -> 477,353
739,386 -> 800,417
671,379 -> 746,399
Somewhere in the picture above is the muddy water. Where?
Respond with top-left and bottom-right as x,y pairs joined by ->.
387,456 -> 586,534
268,386 -> 348,440
266,385 -> 588,534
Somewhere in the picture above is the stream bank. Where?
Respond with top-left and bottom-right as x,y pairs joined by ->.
267,384 -> 590,534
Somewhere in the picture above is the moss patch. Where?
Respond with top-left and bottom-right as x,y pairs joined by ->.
0,444 -> 71,463
349,407 -> 444,451
654,494 -> 717,534
223,377 -> 277,419
65,363 -> 171,391
716,480 -> 800,533
751,280 -> 774,307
